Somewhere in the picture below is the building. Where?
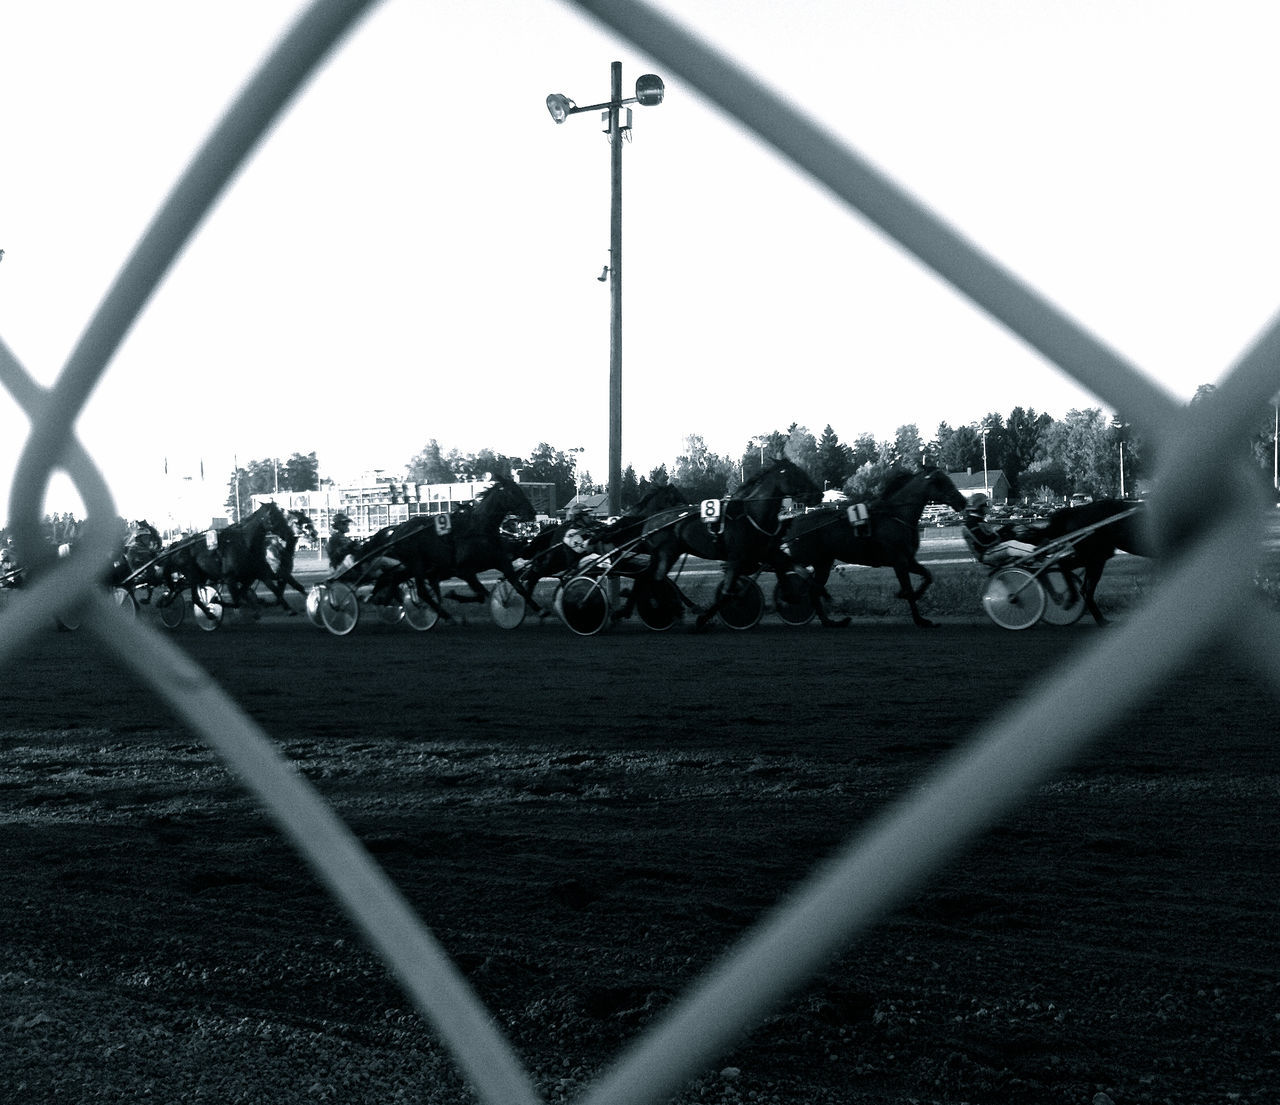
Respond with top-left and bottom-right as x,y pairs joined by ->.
250,474 -> 555,542
947,467 -> 1011,504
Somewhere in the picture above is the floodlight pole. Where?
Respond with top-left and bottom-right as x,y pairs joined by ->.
607,60 -> 623,519
546,64 -> 663,521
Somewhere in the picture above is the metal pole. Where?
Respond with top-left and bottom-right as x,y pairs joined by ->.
1119,440 -> 1126,499
608,60 -> 623,520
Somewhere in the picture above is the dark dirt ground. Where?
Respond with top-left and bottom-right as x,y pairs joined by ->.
0,591 -> 1276,1104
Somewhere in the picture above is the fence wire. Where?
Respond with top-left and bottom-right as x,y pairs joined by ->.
2,2 -> 1277,1104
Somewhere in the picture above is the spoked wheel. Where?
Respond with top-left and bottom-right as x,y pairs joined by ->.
982,567 -> 1046,630
400,582 -> 440,631
193,585 -> 225,632
489,579 -> 526,629
558,576 -> 611,636
112,587 -> 139,617
773,571 -> 816,626
157,585 -> 185,630
716,577 -> 765,631
1039,567 -> 1086,626
632,577 -> 681,631
317,580 -> 359,636
305,584 -> 325,627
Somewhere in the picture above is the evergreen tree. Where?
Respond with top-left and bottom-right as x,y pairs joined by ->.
815,424 -> 853,491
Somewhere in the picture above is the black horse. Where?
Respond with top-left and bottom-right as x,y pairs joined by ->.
258,509 -> 319,614
161,502 -> 298,621
783,466 -> 967,628
639,458 -> 821,629
1021,499 -> 1154,626
364,475 -> 540,622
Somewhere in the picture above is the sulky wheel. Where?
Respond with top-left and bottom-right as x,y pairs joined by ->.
157,585 -> 185,630
305,584 -> 326,627
112,587 -> 139,617
317,580 -> 359,636
982,567 -> 1046,630
773,571 -> 816,626
558,575 -> 610,636
632,577 -> 681,631
193,585 -> 225,632
489,579 -> 526,629
399,582 -> 439,631
716,576 -> 765,631
1038,567 -> 1086,626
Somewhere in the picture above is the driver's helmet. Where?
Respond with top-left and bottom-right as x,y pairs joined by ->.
966,493 -> 989,515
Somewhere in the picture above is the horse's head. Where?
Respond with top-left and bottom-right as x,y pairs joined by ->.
752,458 -> 820,507
921,467 -> 967,513
288,510 -> 318,543
486,476 -> 536,523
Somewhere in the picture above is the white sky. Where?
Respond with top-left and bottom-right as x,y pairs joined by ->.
4,1 -> 1280,523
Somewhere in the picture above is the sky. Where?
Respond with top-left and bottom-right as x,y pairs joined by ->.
4,1 -> 1280,525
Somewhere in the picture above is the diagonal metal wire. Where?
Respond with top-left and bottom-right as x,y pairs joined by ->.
1,3 -> 1277,1105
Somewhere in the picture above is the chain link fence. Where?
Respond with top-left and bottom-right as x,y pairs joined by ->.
2,3 -> 1276,1103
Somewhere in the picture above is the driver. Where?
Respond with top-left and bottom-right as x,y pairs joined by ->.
961,494 -> 1037,564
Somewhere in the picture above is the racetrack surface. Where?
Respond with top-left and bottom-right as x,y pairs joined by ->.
1,567 -> 1276,1102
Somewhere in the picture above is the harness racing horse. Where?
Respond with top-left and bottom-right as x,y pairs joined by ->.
783,466 -> 967,628
1022,498 -> 1154,626
258,509 -> 319,614
160,502 -> 299,623
366,475 -> 540,622
639,459 -> 820,630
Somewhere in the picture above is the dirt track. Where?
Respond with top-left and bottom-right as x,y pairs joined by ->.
1,600 -> 1277,1103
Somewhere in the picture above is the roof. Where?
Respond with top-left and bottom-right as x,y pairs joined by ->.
565,492 -> 610,515
947,469 -> 1008,493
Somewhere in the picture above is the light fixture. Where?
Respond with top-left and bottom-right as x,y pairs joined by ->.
545,93 -> 576,124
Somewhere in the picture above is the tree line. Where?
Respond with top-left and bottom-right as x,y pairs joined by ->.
224,386 -> 1280,518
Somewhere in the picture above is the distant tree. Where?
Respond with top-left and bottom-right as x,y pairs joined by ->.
888,424 -> 924,468
815,424 -> 853,490
1039,408 -> 1116,496
224,457 -> 279,520
620,464 -> 640,508
847,432 -> 879,471
1004,407 -> 1053,496
843,458 -> 892,501
648,463 -> 670,488
936,424 -> 981,473
408,439 -> 454,483
675,434 -> 733,502
272,452 -> 318,492
783,424 -> 820,481
524,442 -> 578,508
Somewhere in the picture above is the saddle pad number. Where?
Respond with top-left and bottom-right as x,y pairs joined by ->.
205,530 -> 219,551
562,528 -> 590,553
433,514 -> 452,536
847,503 -> 870,526
701,499 -> 722,524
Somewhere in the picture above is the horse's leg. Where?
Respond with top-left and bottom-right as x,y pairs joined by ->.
808,557 -> 850,628
895,559 -> 937,628
1081,559 -> 1109,625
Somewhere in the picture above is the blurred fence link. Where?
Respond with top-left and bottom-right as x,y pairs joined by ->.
2,3 -> 1275,1104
